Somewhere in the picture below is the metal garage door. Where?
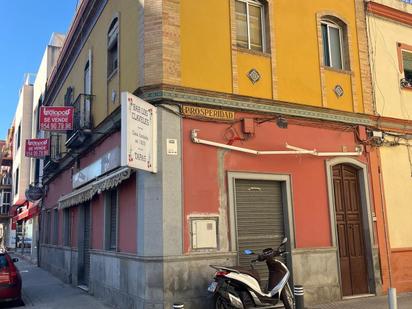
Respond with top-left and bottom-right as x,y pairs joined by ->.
235,179 -> 285,286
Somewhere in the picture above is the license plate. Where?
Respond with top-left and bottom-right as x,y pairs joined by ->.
208,281 -> 218,293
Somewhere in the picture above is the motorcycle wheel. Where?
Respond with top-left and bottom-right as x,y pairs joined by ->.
215,295 -> 236,309
281,283 -> 295,309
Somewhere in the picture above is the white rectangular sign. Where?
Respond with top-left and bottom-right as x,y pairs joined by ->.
121,92 -> 157,173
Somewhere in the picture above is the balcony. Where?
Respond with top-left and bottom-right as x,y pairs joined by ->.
43,134 -> 62,173
65,93 -> 94,149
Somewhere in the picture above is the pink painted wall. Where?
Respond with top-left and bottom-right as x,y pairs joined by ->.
182,114 -> 368,252
118,176 -> 137,253
43,168 -> 72,209
79,131 -> 120,169
91,194 -> 104,250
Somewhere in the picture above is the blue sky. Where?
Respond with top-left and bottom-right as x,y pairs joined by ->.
0,0 -> 78,140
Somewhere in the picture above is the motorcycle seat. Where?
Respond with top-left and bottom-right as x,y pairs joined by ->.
230,266 -> 261,283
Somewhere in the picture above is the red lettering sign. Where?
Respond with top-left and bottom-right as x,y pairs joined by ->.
25,138 -> 50,158
39,106 -> 74,131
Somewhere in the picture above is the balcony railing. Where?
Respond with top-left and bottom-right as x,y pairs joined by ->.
44,134 -> 62,171
65,93 -> 94,149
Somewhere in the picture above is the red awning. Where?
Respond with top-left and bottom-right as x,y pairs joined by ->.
13,199 -> 28,207
14,202 -> 40,221
10,199 -> 29,217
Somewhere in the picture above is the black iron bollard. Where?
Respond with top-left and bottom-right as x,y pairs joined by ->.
294,285 -> 304,309
173,303 -> 184,309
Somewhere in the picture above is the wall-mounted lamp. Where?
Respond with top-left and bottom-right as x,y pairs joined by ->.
276,116 -> 288,129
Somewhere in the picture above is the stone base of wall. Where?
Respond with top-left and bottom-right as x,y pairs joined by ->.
40,245 -> 78,285
40,245 -> 383,308
292,248 -> 341,305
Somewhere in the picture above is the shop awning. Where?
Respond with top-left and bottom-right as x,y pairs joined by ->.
14,201 -> 40,221
10,199 -> 29,217
58,167 -> 132,209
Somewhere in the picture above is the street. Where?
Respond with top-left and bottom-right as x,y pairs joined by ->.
0,257 -> 110,309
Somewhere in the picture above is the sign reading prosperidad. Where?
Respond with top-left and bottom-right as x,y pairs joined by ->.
183,106 -> 234,121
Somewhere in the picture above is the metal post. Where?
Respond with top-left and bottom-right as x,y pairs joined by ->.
294,285 -> 304,309
172,304 -> 184,309
388,288 -> 398,309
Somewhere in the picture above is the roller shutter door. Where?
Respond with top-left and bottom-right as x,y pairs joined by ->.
235,179 -> 285,286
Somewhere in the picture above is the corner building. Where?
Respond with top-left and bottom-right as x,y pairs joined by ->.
40,0 -> 388,307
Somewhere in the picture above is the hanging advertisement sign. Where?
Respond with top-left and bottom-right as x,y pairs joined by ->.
25,138 -> 50,158
39,106 -> 74,131
121,92 -> 157,173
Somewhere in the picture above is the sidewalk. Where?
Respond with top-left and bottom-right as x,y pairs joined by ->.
308,293 -> 412,309
4,255 -> 112,309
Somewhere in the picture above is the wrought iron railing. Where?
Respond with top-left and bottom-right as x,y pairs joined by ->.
66,93 -> 94,146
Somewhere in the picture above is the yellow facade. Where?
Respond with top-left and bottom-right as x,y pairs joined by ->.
179,0 -> 367,113
380,145 -> 412,248
367,1 -> 412,248
368,14 -> 412,119
50,0 -> 140,133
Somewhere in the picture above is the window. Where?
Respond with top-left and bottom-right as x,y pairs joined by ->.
16,123 -> 21,150
14,168 -> 19,195
321,19 -> 345,70
63,208 -> 71,247
235,0 -> 266,52
0,190 -> 10,215
397,43 -> 412,88
402,51 -> 412,81
105,189 -> 118,250
53,209 -> 59,245
107,18 -> 119,77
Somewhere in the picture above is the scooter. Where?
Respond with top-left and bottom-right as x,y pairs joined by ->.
208,237 -> 294,309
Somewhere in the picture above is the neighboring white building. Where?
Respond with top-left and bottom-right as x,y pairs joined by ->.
28,33 -> 65,262
11,74 -> 34,249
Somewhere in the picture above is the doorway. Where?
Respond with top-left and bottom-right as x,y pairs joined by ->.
332,164 -> 369,296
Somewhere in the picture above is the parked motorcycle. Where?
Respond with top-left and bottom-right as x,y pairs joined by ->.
208,237 -> 294,309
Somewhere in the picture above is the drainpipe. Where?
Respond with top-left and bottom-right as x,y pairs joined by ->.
376,150 -> 397,309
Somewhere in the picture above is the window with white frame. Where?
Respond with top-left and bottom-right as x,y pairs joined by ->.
235,0 -> 266,52
321,19 -> 345,70
107,18 -> 119,77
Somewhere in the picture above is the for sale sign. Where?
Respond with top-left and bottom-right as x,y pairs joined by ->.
39,106 -> 74,131
25,138 -> 50,158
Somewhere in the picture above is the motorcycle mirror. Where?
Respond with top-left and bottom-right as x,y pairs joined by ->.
281,237 -> 288,245
243,249 -> 254,255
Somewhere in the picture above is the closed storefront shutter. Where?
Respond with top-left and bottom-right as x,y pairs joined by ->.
235,179 -> 285,286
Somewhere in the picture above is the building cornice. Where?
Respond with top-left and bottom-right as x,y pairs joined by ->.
367,2 -> 412,27
138,84 -> 412,133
